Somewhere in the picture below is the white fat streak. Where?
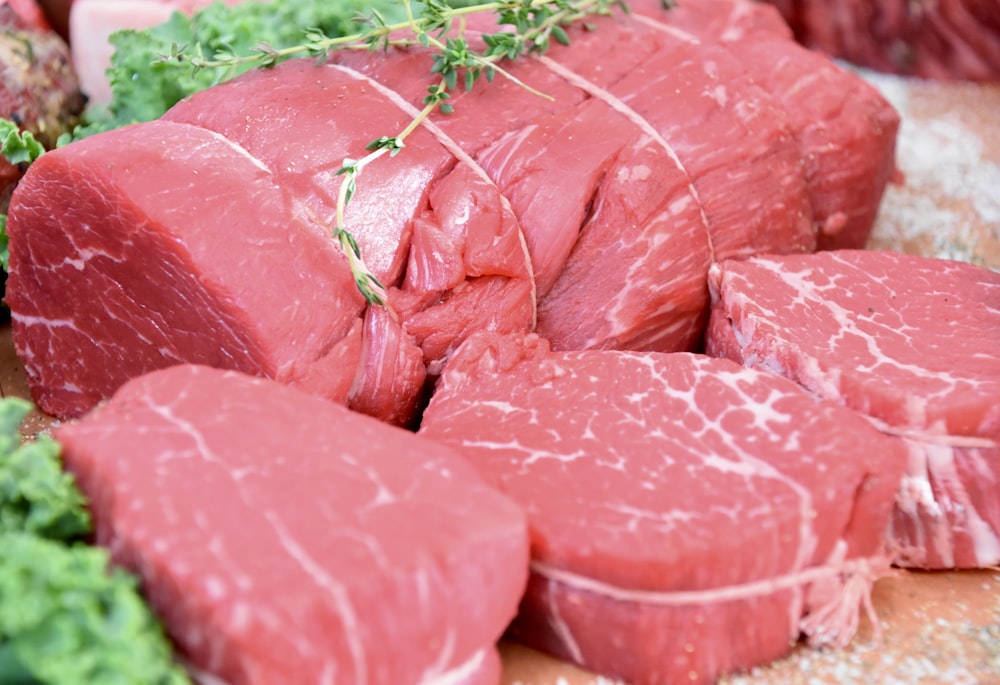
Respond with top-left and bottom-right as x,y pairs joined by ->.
142,415 -> 374,679
419,645 -> 489,685
631,14 -> 701,45
329,63 -> 538,320
683,364 -> 820,574
536,55 -> 715,263
262,510 -> 367,684
177,122 -> 274,174
545,577 -> 585,665
893,440 -> 1000,568
866,415 -> 999,449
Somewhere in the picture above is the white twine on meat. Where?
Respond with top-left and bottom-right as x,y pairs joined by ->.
531,554 -> 891,648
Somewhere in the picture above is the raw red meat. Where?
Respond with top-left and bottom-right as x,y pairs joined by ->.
629,0 -> 901,250
54,363 -> 530,685
163,58 -> 537,377
6,0 -> 900,419
5,120 -> 366,418
333,43 -> 714,353
419,332 -> 908,684
706,250 -> 1000,569
759,0 -> 1000,82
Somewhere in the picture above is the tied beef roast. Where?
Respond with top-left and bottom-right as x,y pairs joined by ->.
5,0 -> 899,422
418,333 -> 908,685
706,250 -> 1000,569
54,363 -> 529,685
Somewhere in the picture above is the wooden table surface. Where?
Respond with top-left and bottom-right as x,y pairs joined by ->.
2,70 -> 998,685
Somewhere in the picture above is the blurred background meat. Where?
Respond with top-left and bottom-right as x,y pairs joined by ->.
0,0 -> 84,212
763,0 -> 1000,82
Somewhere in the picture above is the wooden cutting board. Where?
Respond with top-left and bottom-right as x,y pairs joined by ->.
1,72 -> 997,685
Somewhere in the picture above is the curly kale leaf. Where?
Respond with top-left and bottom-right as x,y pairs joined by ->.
76,0 -> 407,138
0,533 -> 192,685
0,398 -> 91,542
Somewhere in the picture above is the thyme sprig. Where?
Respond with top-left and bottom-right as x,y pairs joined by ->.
174,0 -> 631,305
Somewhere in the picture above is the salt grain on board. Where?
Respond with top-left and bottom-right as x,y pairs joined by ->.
862,69 -> 1000,269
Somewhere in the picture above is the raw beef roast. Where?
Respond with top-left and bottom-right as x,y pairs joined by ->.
54,363 -> 530,685
759,0 -> 1000,82
706,250 -> 1000,569
419,333 -> 908,684
5,0 -> 899,421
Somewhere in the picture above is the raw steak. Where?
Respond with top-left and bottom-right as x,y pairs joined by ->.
4,119 -> 366,419
759,0 -> 1000,82
706,250 -> 1000,569
54,363 -> 530,685
418,332 -> 908,684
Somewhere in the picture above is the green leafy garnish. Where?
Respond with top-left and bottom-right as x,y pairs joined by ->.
0,397 -> 190,684
0,120 -> 45,167
0,398 -> 90,542
0,533 -> 192,685
0,214 -> 9,273
68,0 -> 409,141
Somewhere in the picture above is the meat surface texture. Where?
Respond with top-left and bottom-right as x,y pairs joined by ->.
5,119 -> 369,418
6,0 -> 899,421
54,363 -> 530,685
706,250 -> 1000,569
761,0 -> 1000,82
419,333 -> 908,684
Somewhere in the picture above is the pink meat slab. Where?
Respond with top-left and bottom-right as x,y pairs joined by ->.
163,56 -> 537,383
706,249 -> 1000,568
418,333 -> 907,684
55,364 -> 530,685
630,0 -> 902,250
5,119 -> 365,419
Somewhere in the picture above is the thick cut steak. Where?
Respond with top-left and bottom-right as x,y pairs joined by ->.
5,120 -> 366,419
419,333 -> 907,684
706,250 -> 1000,569
55,364 -> 529,685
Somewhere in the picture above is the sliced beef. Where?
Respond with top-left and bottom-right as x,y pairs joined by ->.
630,0 -> 902,250
419,332 -> 907,684
706,250 -> 1000,569
760,0 -> 1000,82
55,363 -> 529,685
5,119 -> 366,418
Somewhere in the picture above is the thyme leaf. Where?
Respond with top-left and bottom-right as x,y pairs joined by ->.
167,0 -> 647,306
